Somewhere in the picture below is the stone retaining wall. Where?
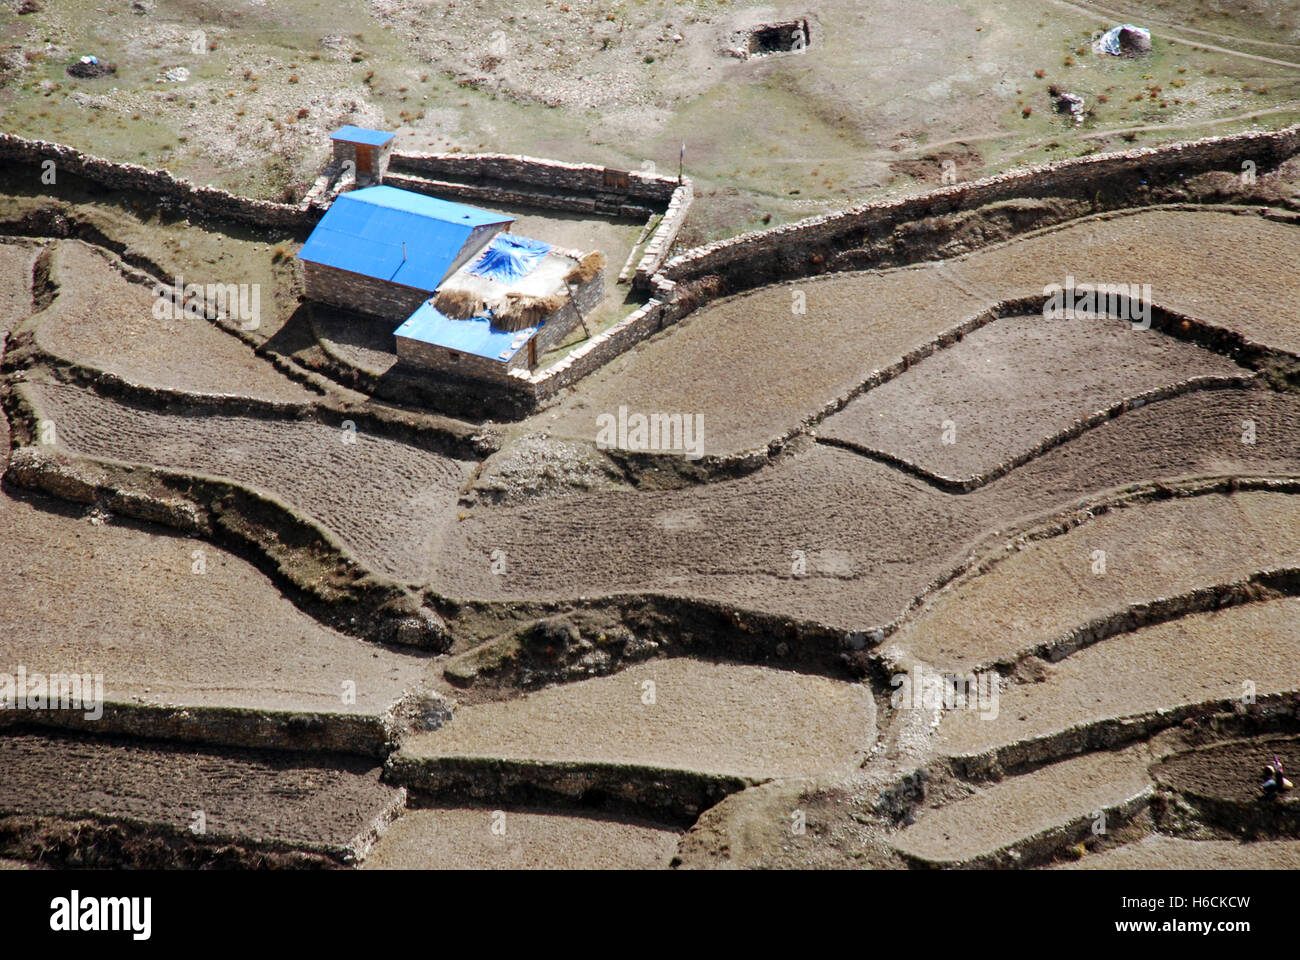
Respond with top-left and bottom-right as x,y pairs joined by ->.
387,151 -> 680,204
383,171 -> 651,218
659,124 -> 1300,297
8,124 -> 1297,411
0,133 -> 317,230
634,180 -> 694,287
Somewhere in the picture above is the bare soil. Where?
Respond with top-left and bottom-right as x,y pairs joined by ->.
949,209 -> 1300,356
437,391 -> 1300,631
402,659 -> 875,781
0,730 -> 401,862
0,242 -> 36,342
0,486 -> 433,714
1155,735 -> 1300,805
893,745 -> 1153,865
311,308 -> 400,378
819,312 -> 1248,483
541,208 -> 1300,457
30,241 -> 315,403
1057,834 -> 1300,870
898,491 -> 1300,671
361,805 -> 681,869
937,597 -> 1300,759
27,381 -> 475,583
0,241 -> 38,468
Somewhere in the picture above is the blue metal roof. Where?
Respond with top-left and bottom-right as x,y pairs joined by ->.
298,186 -> 514,292
395,302 -> 539,363
330,125 -> 396,147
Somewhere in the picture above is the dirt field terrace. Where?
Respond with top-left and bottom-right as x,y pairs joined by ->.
4,126 -> 1300,868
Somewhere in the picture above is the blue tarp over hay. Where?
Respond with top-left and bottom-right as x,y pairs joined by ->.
467,234 -> 552,283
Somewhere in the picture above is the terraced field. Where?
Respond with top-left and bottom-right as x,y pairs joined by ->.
540,208 -> 1300,457
936,597 -> 1300,762
29,242 -> 316,404
893,746 -> 1154,868
5,135 -> 1300,873
1057,835 -> 1300,870
0,242 -> 37,343
438,390 -> 1300,630
949,210 -> 1300,355
818,312 -> 1250,485
401,660 -> 875,781
26,381 -> 474,583
896,491 -> 1300,671
0,486 -> 433,727
362,807 -> 681,870
0,732 -> 403,868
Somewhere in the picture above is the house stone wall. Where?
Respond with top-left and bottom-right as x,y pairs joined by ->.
395,334 -> 528,382
303,261 -> 430,320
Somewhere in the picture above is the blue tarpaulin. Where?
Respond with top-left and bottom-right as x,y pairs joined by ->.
466,234 -> 552,284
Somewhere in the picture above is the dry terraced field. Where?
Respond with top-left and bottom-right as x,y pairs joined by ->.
4,143 -> 1300,868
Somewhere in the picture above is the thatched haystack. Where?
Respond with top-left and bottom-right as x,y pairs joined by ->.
491,291 -> 569,331
432,288 -> 487,320
564,251 -> 607,286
